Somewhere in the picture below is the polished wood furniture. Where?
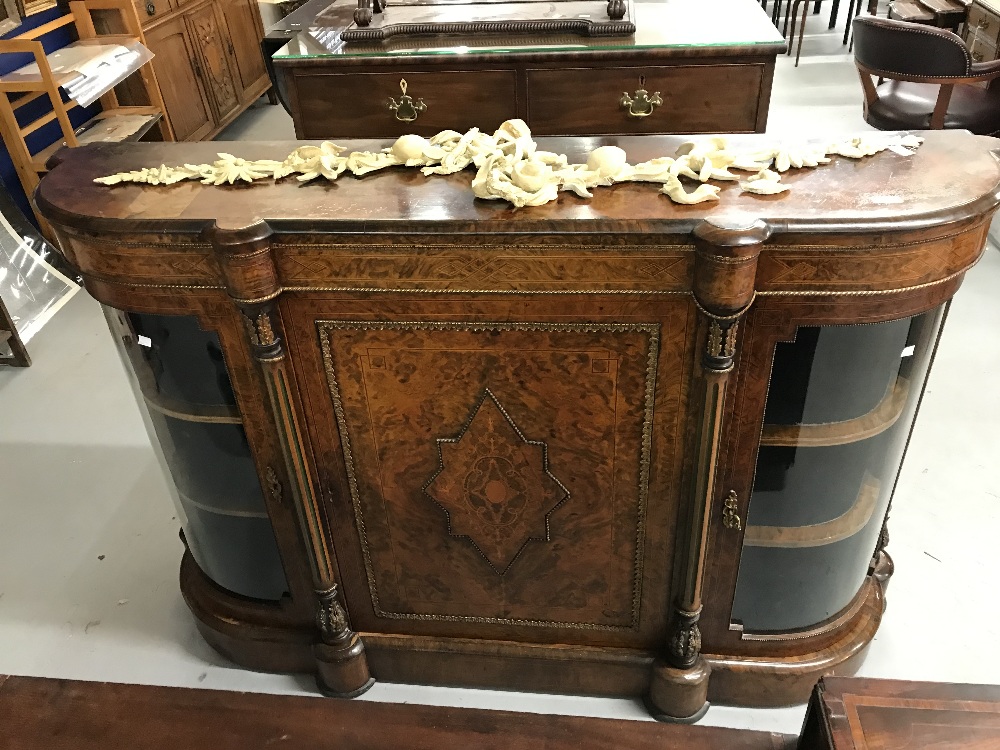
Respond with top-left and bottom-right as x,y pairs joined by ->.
0,0 -> 170,229
0,674 -> 794,749
136,0 -> 271,140
36,130 -> 1000,722
853,16 -> 1000,133
799,677 -> 1000,748
271,0 -> 785,139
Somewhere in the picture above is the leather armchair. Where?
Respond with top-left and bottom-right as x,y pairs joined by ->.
853,16 -> 1000,133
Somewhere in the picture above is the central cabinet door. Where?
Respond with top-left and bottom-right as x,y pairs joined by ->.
284,293 -> 698,649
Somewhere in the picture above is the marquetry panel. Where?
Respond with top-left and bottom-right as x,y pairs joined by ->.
275,245 -> 695,292
318,321 -> 660,631
59,234 -> 220,289
755,225 -> 988,294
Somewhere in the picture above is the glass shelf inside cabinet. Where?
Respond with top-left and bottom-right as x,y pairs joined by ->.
105,309 -> 289,602
732,308 -> 945,635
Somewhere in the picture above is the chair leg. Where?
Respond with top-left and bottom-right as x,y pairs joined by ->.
828,0 -> 841,28
842,0 -> 858,44
796,0 -> 809,65
813,0 -> 821,13
786,0 -> 798,43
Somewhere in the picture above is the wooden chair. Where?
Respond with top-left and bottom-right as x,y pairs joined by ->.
852,15 -> 1000,132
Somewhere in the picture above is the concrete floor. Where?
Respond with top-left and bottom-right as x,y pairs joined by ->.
2,5 -> 1000,738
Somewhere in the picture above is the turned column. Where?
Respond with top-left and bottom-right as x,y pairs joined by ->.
206,220 -> 374,698
646,218 -> 770,722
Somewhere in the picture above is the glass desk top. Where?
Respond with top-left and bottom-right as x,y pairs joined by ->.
273,0 -> 785,59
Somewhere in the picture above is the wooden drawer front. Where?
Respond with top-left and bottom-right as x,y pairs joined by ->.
970,27 -> 998,62
526,65 -> 763,135
293,70 -> 517,139
137,0 -> 176,25
967,3 -> 1000,45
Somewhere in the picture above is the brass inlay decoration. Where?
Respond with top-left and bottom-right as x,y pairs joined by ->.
318,320 -> 660,631
760,376 -> 910,448
423,388 -> 570,575
620,77 -> 663,119
316,584 -> 350,640
722,490 -> 742,531
743,474 -> 881,548
242,310 -> 278,347
265,465 -> 282,504
387,79 -> 426,123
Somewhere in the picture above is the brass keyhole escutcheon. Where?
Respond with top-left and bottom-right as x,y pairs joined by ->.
387,78 -> 427,123
620,75 -> 663,119
722,490 -> 742,531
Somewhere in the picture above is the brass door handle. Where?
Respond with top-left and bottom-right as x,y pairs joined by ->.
387,78 -> 426,122
620,76 -> 662,118
722,490 -> 742,531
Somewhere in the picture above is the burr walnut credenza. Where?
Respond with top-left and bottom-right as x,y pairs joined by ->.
36,130 -> 999,722
270,0 -> 785,139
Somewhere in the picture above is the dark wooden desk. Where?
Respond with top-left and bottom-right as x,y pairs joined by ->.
271,0 -> 786,139
799,677 -> 1000,749
0,675 -> 792,750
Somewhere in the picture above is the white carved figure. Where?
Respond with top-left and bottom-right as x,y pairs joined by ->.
739,169 -> 791,195
93,121 -> 923,208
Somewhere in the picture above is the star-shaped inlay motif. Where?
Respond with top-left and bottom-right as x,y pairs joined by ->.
423,389 -> 569,574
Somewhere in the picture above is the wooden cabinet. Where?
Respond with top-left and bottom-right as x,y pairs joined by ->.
145,16 -> 215,141
144,0 -> 271,140
36,130 -> 999,722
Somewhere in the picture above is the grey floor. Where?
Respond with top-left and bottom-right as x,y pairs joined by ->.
2,5 -> 999,738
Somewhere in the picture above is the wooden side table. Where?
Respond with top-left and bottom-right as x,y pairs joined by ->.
799,677 -> 1000,749
0,674 -> 793,750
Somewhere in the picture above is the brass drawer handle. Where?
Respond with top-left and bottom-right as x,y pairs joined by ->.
978,19 -> 991,30
973,50 -> 985,61
620,76 -> 662,119
387,78 -> 426,123
722,490 -> 742,531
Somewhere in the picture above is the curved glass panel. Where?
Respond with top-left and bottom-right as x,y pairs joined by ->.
105,308 -> 289,601
732,307 -> 945,633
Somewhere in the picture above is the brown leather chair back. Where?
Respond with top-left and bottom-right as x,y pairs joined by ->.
853,16 -> 971,77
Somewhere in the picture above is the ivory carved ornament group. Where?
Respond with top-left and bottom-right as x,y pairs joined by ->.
94,119 -> 924,206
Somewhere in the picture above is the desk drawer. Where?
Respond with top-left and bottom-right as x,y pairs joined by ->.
526,65 -> 764,135
967,3 -> 1000,45
970,30 -> 998,61
291,70 -> 517,139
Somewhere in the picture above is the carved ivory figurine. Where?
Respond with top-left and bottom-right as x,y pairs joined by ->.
95,119 -> 924,207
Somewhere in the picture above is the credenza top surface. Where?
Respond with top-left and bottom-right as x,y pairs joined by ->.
37,131 -> 1000,236
272,0 -> 784,61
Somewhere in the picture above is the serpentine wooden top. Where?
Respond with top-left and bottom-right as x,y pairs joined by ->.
37,131 -> 1000,236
